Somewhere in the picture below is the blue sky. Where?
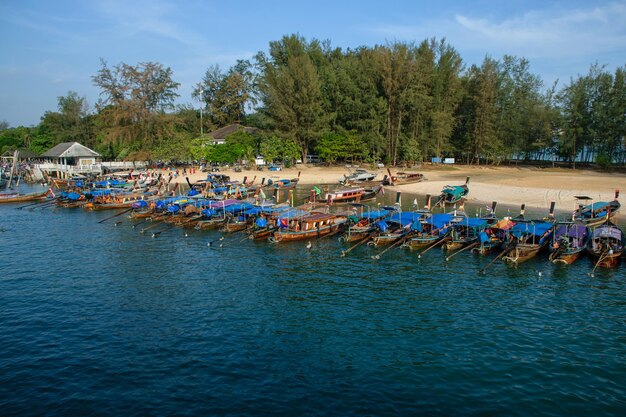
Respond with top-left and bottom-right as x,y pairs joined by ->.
1,0 -> 625,127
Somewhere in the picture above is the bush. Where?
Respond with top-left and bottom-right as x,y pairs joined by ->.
595,153 -> 612,169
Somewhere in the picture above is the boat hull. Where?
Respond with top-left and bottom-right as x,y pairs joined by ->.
502,243 -> 543,264
0,191 -> 50,204
271,224 -> 340,242
549,248 -> 584,265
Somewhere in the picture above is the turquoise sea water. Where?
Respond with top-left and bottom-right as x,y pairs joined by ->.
1,187 -> 625,416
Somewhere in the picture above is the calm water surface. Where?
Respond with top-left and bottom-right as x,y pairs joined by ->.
1,187 -> 625,416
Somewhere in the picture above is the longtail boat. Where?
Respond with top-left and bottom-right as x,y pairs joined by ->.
548,223 -> 589,265
247,205 -> 305,240
443,216 -> 489,251
270,212 -> 345,242
434,177 -> 470,207
367,212 -> 424,247
382,169 -> 424,186
218,202 -> 256,232
502,221 -> 554,264
310,185 -> 382,205
586,221 -> 624,268
84,192 -> 150,210
502,202 -> 557,264
194,200 -> 240,230
266,171 -> 301,190
573,190 -> 620,227
403,213 -> 452,250
339,205 -> 393,243
472,218 -> 515,255
0,189 -> 51,204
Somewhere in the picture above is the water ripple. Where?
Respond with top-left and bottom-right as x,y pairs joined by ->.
0,201 -> 625,416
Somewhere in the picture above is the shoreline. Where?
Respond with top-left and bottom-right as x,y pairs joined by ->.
157,164 -> 625,220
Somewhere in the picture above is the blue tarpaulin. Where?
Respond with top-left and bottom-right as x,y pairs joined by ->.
456,217 -> 488,228
511,222 -> 553,238
426,213 -> 454,229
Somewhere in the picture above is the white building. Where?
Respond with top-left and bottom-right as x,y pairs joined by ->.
38,142 -> 102,177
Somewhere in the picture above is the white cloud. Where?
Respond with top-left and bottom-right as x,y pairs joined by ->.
453,2 -> 626,59
367,2 -> 626,58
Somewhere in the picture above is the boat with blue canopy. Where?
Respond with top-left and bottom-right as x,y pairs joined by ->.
339,205 -> 394,243
368,211 -> 425,247
548,223 -> 589,265
586,221 -> 624,268
434,177 -> 470,208
573,190 -> 620,227
502,220 -> 554,264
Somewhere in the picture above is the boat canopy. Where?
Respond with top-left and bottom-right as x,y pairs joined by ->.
455,217 -> 488,228
223,203 -> 254,214
592,226 -> 623,240
132,200 -> 148,209
388,212 -> 423,227
87,189 -> 113,197
362,209 -> 390,220
492,218 -> 515,230
205,199 -> 240,209
201,208 -> 216,217
554,224 -> 588,238
66,191 -> 82,201
426,213 -> 454,229
511,221 -> 553,237
277,209 -> 309,221
443,185 -> 465,198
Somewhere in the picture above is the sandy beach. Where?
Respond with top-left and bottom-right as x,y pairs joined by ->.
163,163 -> 625,217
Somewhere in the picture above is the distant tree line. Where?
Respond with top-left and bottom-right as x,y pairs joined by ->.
1,34 -> 624,167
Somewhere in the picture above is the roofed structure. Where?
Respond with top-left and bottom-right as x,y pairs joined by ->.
207,124 -> 258,145
1,148 -> 39,161
40,142 -> 100,158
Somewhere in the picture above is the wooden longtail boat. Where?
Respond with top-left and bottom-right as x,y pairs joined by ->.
573,190 -> 620,227
472,218 -> 515,255
442,216 -> 488,251
84,195 -> 148,210
548,223 -> 589,265
0,189 -> 51,204
586,222 -> 624,268
339,206 -> 393,243
502,221 -> 554,264
265,172 -> 301,190
310,185 -> 382,205
367,212 -> 424,247
434,177 -> 470,208
382,169 -> 424,186
247,205 -> 307,240
403,213 -> 452,250
270,212 -> 345,242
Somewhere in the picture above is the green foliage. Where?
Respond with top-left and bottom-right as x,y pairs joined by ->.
6,36 -> 625,168
0,126 -> 32,154
315,132 -> 367,163
260,134 -> 300,164
595,153 -> 612,169
257,35 -> 326,160
194,60 -> 256,126
150,132 -> 194,161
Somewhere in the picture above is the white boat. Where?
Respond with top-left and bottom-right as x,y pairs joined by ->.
339,169 -> 377,184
